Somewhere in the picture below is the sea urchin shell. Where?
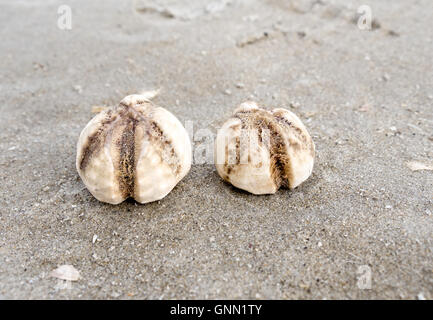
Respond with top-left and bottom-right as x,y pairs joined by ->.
76,94 -> 191,204
215,101 -> 315,194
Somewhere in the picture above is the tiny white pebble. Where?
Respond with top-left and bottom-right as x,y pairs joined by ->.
92,234 -> 98,244
73,85 -> 83,94
209,236 -> 215,242
385,205 -> 392,209
417,292 -> 426,300
318,241 -> 323,247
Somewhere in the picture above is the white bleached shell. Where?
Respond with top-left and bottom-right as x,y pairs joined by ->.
76,94 -> 192,204
215,101 -> 315,194
50,265 -> 80,281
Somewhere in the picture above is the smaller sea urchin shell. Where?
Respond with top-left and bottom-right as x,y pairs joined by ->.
215,101 -> 315,194
76,94 -> 192,204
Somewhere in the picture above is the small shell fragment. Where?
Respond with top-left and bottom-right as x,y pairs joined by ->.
215,101 -> 315,194
91,105 -> 108,114
406,161 -> 433,171
50,265 -> 80,281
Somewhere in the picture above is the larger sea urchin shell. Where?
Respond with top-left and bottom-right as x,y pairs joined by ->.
76,94 -> 192,204
215,101 -> 315,194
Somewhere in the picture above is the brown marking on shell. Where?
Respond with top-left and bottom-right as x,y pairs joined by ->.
79,110 -> 114,171
116,114 -> 139,198
223,123 -> 242,176
259,118 -> 292,189
234,108 -> 260,116
229,123 -> 241,131
274,116 -> 304,140
223,140 -> 231,175
257,125 -> 263,144
148,120 -> 182,176
235,136 -> 241,165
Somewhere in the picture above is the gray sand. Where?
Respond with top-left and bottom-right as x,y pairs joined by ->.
0,0 -> 432,299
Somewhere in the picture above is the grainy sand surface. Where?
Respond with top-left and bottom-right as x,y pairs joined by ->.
0,0 -> 432,299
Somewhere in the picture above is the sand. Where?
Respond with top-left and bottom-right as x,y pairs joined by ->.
0,0 -> 432,299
